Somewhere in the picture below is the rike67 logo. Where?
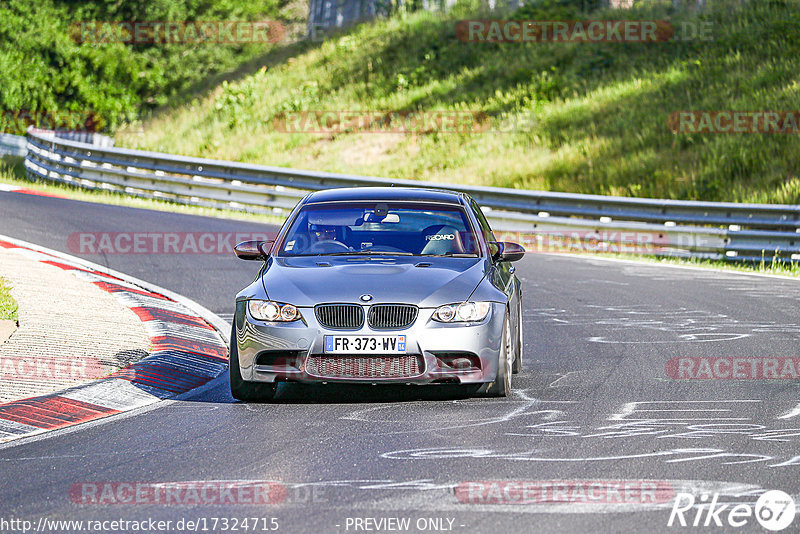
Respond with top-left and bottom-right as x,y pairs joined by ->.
668,490 -> 796,531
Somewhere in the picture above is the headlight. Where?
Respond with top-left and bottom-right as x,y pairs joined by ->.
433,302 -> 491,323
248,300 -> 301,322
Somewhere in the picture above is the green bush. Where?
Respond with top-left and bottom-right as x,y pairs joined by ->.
0,0 -> 288,133
512,0 -> 605,19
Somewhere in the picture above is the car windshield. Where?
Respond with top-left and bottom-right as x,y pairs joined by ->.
278,202 -> 480,257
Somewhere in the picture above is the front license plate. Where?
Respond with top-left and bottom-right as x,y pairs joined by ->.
324,335 -> 406,354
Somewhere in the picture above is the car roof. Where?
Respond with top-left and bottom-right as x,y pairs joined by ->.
302,187 -> 465,205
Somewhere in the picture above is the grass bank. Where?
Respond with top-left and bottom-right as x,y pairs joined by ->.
118,0 -> 800,204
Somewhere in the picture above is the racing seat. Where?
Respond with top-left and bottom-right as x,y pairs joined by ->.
420,225 -> 466,255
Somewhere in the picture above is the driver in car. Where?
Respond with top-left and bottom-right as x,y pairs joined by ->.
310,224 -> 338,243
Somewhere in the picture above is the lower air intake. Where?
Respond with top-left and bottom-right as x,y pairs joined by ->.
306,355 -> 423,378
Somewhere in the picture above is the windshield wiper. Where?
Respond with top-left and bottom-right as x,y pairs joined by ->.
418,253 -> 477,257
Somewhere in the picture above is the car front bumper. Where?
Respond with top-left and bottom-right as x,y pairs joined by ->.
233,300 -> 505,385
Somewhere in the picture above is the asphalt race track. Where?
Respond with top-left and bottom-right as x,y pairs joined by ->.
2,191 -> 800,533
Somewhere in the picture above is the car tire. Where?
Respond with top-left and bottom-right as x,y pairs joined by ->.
482,312 -> 512,397
229,325 -> 277,402
512,302 -> 522,374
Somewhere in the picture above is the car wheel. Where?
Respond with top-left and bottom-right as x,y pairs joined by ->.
483,311 -> 512,397
229,325 -> 277,402
512,301 -> 522,374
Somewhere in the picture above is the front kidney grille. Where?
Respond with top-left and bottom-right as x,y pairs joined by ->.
367,304 -> 418,329
315,304 -> 364,329
306,355 -> 423,378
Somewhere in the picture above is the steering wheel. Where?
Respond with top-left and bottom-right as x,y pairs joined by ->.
308,240 -> 351,254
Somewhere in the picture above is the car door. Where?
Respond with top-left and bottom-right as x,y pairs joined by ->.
468,198 -> 518,310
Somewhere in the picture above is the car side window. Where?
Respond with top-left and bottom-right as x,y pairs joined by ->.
469,198 -> 496,244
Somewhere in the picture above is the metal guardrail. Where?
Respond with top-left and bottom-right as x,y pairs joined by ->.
0,133 -> 27,157
2,131 -> 114,158
23,128 -> 800,262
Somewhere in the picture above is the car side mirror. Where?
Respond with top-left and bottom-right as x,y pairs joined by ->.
489,241 -> 525,262
234,240 -> 273,260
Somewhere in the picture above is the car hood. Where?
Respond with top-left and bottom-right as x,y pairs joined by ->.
261,256 -> 488,308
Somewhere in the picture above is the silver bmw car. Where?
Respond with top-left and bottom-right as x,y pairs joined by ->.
230,187 -> 525,400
